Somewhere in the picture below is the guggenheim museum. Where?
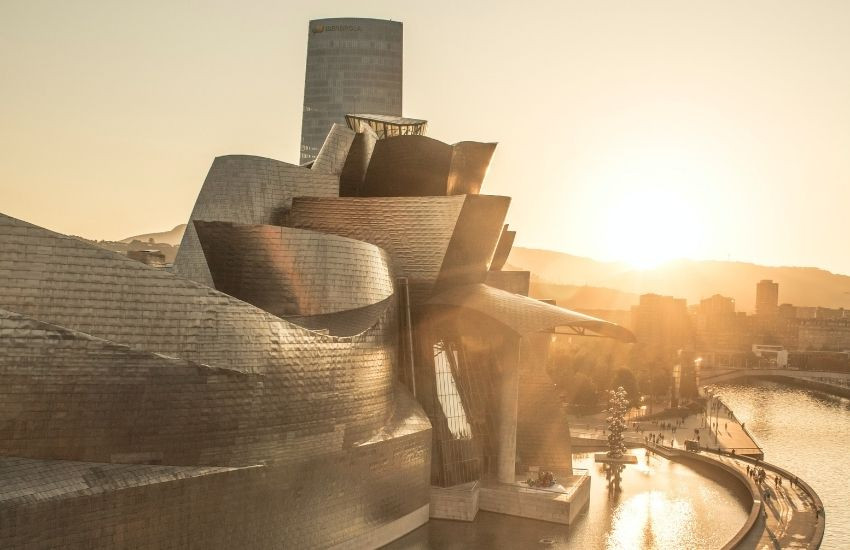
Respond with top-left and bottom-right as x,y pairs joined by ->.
0,17 -> 633,549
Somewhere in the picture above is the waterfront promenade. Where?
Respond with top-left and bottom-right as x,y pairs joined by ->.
571,401 -> 824,549
711,451 -> 824,550
570,400 -> 761,456
645,442 -> 824,549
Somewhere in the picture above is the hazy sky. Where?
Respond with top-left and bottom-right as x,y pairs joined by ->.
2,1 -> 849,273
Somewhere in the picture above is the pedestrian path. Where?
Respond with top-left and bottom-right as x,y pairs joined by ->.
571,402 -> 822,548
707,452 -> 823,549
570,406 -> 761,457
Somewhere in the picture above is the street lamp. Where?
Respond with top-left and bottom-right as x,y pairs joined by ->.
703,388 -> 713,428
712,394 -> 723,446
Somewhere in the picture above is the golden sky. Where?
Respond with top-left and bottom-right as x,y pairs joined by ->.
2,1 -> 849,273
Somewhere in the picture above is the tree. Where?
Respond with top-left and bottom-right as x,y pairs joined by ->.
679,361 -> 698,399
606,386 -> 629,459
652,365 -> 671,398
568,372 -> 598,407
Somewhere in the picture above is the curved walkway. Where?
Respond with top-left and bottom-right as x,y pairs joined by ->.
570,404 -> 824,547
657,445 -> 824,549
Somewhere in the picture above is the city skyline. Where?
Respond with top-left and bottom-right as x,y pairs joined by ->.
2,1 -> 850,274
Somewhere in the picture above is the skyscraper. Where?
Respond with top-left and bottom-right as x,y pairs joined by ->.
756,279 -> 779,316
299,18 -> 403,163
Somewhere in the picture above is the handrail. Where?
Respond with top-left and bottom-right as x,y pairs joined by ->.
699,448 -> 826,549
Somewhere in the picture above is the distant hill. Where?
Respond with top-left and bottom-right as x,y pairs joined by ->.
522,278 -> 638,311
109,223 -> 850,311
120,224 -> 186,246
507,247 -> 850,312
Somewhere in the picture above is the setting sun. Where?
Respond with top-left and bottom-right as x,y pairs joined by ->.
603,187 -> 704,269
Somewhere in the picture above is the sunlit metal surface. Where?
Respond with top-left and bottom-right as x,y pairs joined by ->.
194,221 -> 394,317
288,195 -> 511,304
488,224 -> 516,272
427,283 -> 637,342
0,212 -> 431,548
311,122 -> 356,176
171,154 -> 339,286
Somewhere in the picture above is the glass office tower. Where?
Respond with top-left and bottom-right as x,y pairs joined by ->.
299,18 -> 403,163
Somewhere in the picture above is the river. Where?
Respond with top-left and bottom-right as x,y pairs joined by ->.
388,379 -> 847,548
386,447 -> 748,549
709,380 -> 850,549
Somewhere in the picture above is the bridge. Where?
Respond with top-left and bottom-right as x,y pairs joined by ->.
701,367 -> 850,398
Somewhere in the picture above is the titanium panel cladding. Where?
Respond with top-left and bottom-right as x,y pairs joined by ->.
300,18 -> 403,163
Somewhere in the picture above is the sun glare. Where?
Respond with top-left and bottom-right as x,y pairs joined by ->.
603,187 -> 704,270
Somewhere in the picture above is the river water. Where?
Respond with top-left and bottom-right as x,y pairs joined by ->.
387,447 -> 748,549
709,381 -> 850,549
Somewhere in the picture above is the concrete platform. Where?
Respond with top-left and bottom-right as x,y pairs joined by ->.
594,453 -> 638,464
429,473 -> 590,525
478,473 -> 590,525
429,481 -> 479,521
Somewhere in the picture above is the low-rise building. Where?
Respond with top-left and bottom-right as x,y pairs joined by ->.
798,318 -> 850,351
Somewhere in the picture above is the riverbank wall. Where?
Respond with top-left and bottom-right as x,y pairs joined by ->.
703,369 -> 850,400
667,449 -> 762,550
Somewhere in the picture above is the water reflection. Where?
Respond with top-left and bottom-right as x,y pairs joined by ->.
387,448 -> 747,549
603,463 -> 625,494
711,381 -> 850,549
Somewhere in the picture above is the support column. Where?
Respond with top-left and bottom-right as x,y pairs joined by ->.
497,336 -> 521,484
397,277 -> 417,398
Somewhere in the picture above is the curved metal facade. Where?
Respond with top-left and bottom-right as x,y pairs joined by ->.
194,221 -> 394,317
339,123 -> 378,196
311,122 -> 357,175
172,155 -> 339,286
427,282 -> 636,341
361,135 -> 497,197
288,195 -> 511,303
0,212 -> 431,548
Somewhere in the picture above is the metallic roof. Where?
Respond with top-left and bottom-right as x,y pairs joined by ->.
426,283 -> 636,342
